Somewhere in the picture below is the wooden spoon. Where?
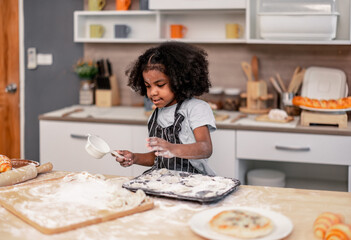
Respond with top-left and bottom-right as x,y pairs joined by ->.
251,55 -> 259,81
241,62 -> 253,82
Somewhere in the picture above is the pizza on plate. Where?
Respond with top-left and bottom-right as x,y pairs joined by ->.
209,209 -> 274,239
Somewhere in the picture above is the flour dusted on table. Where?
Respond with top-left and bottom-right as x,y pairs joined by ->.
0,172 -> 148,229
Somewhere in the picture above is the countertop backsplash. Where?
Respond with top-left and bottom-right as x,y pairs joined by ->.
85,43 -> 351,107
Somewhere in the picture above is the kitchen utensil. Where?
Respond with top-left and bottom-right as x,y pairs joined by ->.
0,162 -> 53,187
10,159 -> 40,168
123,169 -> 240,203
290,69 -> 305,94
61,108 -> 84,117
230,114 -> 247,123
269,77 -> 282,93
276,73 -> 287,92
287,66 -> 301,92
251,55 -> 259,81
85,134 -> 123,159
106,58 -> 112,76
241,61 -> 252,81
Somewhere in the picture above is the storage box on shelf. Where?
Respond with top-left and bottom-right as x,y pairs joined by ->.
247,0 -> 351,44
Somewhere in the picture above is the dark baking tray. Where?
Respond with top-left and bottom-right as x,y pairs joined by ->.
122,171 -> 241,204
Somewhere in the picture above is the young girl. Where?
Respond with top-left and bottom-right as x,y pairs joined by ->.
114,41 -> 216,175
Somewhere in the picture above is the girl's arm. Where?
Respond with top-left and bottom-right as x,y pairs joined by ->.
115,150 -> 155,167
146,125 -> 213,159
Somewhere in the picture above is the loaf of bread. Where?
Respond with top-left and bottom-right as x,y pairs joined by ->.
292,96 -> 351,109
325,223 -> 351,240
313,212 -> 344,239
0,155 -> 12,173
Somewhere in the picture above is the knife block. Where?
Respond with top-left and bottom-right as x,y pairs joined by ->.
95,75 -> 120,107
239,80 -> 272,114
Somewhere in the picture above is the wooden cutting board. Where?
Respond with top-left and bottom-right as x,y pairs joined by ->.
255,114 -> 294,123
0,174 -> 154,235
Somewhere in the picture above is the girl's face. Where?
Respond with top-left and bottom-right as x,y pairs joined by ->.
143,69 -> 176,108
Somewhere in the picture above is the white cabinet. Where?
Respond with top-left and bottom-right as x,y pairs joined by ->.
209,129 -> 236,178
74,0 -> 351,44
149,0 -> 246,10
74,8 -> 247,43
158,10 -> 246,43
236,130 -> 351,192
40,120 -> 149,177
74,11 -> 160,43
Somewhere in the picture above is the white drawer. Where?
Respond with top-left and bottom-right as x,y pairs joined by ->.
236,131 -> 351,165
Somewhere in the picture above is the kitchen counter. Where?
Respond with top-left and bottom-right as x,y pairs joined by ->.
39,105 -> 351,136
1,171 -> 351,239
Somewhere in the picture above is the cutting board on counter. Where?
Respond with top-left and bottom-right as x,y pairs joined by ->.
0,174 -> 154,235
255,114 -> 294,123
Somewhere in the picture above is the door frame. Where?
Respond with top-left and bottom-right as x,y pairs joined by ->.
19,0 -> 25,158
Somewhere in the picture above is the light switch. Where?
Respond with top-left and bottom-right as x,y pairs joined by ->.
27,47 -> 37,69
37,54 -> 53,65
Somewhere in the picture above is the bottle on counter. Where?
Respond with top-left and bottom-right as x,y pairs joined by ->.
206,87 -> 224,110
223,88 -> 241,111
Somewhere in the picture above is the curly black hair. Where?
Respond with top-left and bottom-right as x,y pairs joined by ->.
126,41 -> 211,102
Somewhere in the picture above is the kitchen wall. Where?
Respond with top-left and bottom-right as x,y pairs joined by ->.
24,0 -> 83,160
86,43 -> 351,106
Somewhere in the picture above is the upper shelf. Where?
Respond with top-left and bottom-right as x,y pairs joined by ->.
74,0 -> 351,45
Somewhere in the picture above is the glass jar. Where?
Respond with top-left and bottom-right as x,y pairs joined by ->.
207,87 -> 224,110
223,88 -> 241,111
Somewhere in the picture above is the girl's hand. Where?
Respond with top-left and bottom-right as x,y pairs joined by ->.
146,137 -> 175,158
114,150 -> 134,167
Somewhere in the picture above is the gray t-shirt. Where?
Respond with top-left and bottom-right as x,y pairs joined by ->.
148,98 -> 217,175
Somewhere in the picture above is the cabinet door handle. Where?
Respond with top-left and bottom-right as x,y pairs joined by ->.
275,145 -> 310,152
70,134 -> 88,139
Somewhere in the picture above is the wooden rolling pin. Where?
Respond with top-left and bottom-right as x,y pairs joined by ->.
0,162 -> 53,187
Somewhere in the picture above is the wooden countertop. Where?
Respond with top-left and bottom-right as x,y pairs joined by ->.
38,105 -> 351,136
1,171 -> 351,239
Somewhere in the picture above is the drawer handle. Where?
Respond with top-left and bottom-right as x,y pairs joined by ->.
70,134 -> 88,139
275,145 -> 310,152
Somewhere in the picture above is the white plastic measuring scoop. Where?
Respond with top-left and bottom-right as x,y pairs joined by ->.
85,134 -> 123,159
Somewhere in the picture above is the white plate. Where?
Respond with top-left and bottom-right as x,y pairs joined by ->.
189,206 -> 293,240
299,105 -> 351,113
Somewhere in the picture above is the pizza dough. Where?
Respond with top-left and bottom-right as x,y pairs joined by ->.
124,168 -> 239,199
209,209 -> 274,239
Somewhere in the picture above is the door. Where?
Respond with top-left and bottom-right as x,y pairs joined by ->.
0,0 -> 20,158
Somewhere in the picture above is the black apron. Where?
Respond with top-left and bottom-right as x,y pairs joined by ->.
147,102 -> 199,173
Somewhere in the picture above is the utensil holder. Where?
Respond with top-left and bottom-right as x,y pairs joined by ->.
95,75 -> 120,107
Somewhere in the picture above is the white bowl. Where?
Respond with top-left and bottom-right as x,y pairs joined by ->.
85,134 -> 111,159
247,169 -> 286,187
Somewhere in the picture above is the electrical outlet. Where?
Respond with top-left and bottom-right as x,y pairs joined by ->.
27,47 -> 37,69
